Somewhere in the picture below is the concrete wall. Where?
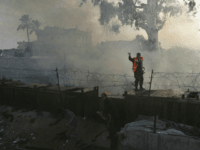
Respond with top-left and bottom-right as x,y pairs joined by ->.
119,130 -> 200,150
1,49 -> 16,57
0,58 -> 66,84
17,42 -> 30,50
0,57 -> 64,70
124,95 -> 200,127
1,83 -> 200,128
0,85 -> 99,120
110,97 -> 126,130
0,86 -> 14,105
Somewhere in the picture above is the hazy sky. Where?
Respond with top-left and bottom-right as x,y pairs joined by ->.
0,0 -> 200,50
1,0 -> 200,92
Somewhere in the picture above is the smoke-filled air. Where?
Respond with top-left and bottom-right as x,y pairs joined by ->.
1,0 -> 200,93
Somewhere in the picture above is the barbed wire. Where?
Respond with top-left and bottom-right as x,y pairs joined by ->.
1,67 -> 200,95
0,67 -> 57,85
0,67 -> 151,95
152,72 -> 200,91
57,67 -> 151,95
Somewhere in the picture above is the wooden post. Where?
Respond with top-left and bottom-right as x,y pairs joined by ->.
13,86 -> 15,106
198,102 -> 200,139
149,70 -> 154,97
154,103 -> 157,133
56,68 -> 63,108
34,85 -> 38,110
123,91 -> 127,96
97,86 -> 99,97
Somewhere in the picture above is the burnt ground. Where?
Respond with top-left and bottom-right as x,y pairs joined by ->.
0,106 -> 112,150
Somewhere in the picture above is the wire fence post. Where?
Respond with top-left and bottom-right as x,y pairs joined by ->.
56,68 -> 63,108
13,86 -> 15,106
149,70 -> 154,97
198,102 -> 200,139
154,102 -> 157,133
97,86 -> 99,97
34,85 -> 38,110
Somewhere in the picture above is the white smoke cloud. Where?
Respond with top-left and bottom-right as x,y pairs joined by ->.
1,0 -> 200,93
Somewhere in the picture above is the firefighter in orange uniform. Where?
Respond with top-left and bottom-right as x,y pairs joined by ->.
128,52 -> 145,91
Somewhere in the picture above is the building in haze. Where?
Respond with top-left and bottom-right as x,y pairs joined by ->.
17,26 -> 93,58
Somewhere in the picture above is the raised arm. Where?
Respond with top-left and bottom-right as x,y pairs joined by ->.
128,53 -> 134,63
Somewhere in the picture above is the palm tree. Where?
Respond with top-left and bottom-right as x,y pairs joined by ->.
30,20 -> 42,35
17,15 -> 32,42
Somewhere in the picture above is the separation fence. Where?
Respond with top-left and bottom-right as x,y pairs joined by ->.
0,67 -> 200,132
0,66 -> 151,96
1,67 -> 200,96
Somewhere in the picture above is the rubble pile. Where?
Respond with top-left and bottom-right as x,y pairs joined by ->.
162,120 -> 200,137
117,115 -> 200,150
0,106 -> 109,150
119,115 -> 186,136
134,115 -> 200,137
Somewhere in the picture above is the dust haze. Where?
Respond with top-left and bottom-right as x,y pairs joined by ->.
1,0 -> 200,83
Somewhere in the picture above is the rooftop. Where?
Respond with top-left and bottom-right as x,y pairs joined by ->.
35,26 -> 90,36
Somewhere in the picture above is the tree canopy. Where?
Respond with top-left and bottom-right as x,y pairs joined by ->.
17,14 -> 32,42
80,0 -> 183,31
30,20 -> 42,35
79,0 -> 188,51
17,15 -> 41,42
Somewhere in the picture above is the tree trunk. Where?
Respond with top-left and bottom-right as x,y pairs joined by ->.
145,0 -> 160,51
27,25 -> 30,42
146,28 -> 159,51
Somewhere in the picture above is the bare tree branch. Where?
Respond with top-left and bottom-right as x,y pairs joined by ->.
156,0 -> 164,11
138,22 -> 148,30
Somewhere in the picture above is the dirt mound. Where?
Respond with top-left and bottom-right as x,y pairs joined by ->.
0,106 -> 109,150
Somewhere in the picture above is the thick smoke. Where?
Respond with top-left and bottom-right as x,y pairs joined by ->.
0,0 -> 141,48
1,0 -> 200,92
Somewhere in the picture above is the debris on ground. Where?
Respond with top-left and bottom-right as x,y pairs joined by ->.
118,115 -> 200,150
0,105 -> 110,150
121,115 -> 200,137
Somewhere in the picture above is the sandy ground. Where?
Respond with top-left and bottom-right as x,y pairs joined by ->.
0,105 -> 111,150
